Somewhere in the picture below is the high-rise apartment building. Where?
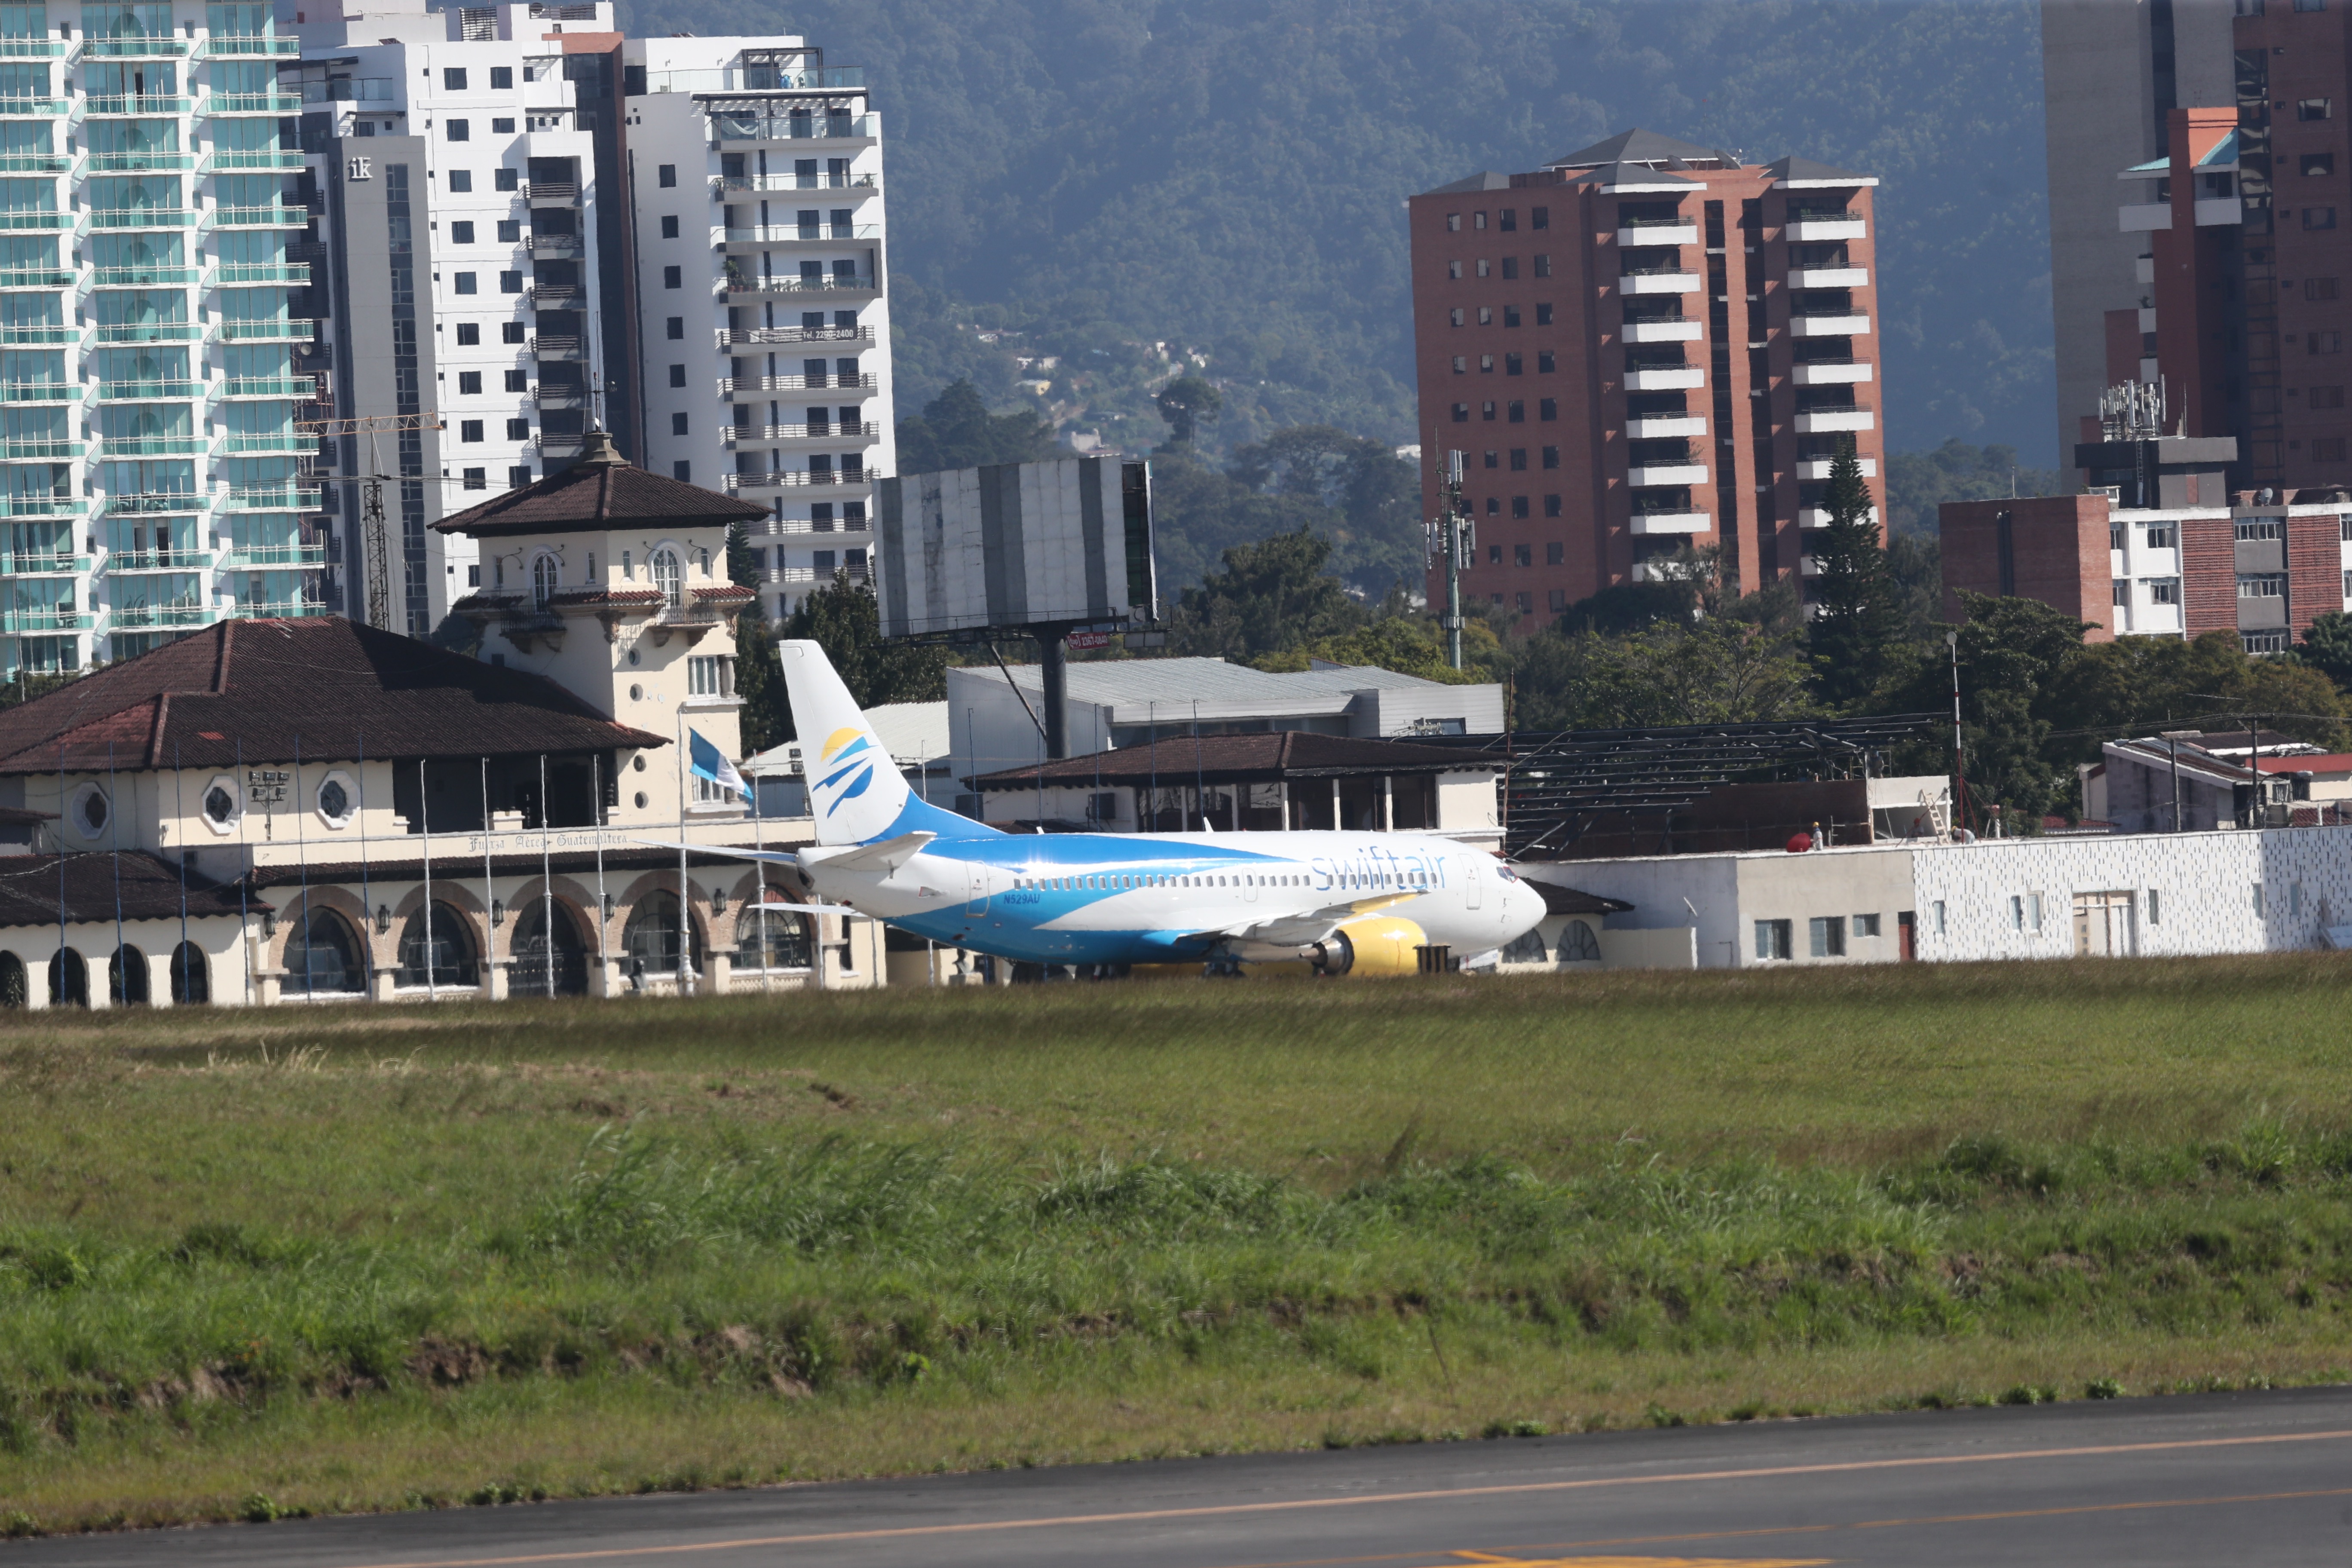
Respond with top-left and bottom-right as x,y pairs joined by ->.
1407,130 -> 1884,620
294,0 -> 888,634
0,0 -> 326,680
2040,0 -> 2234,484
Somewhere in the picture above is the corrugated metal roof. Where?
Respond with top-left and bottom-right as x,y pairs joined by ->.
973,658 -> 1463,705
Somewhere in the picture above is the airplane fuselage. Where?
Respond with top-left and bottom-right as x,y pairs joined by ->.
799,828 -> 1543,968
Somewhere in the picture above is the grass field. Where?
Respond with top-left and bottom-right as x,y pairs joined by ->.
6,956 -> 2352,1534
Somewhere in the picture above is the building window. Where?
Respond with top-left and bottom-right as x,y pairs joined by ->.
1932,900 -> 1946,934
1477,306 -> 1493,325
1514,542 -> 1531,564
1537,350 -> 1556,374
1501,257 -> 1519,279
1534,254 -> 1551,277
1476,259 -> 1490,277
1852,913 -> 1880,938
450,220 -> 475,244
496,218 -> 521,242
498,270 -> 522,293
490,65 -> 511,89
1479,353 -> 1494,372
2254,882 -> 2266,917
1512,496 -> 1529,519
2113,579 -> 2128,606
1536,303 -> 1553,325
1485,498 -> 1500,516
1546,539 -> 1564,562
455,322 -> 480,346
1542,445 -> 1560,469
491,116 -> 514,133
660,214 -> 680,239
505,417 -> 530,439
1474,211 -> 1488,230
452,272 -> 477,294
1445,213 -> 1460,232
2300,98 -> 2333,120
1504,352 -> 1523,375
1499,208 -> 1517,232
1482,401 -> 1497,420
496,165 -> 519,191
1754,919 -> 1792,960
2145,577 -> 2179,604
1510,447 -> 1528,471
2245,630 -> 2291,653
2308,277 -> 2341,301
1532,206 -> 1549,230
444,66 -> 467,89
2309,208 -> 2339,230
2239,573 -> 2287,597
668,364 -> 687,388
666,317 -> 684,339
462,466 -> 486,490
1451,403 -> 1469,423
1544,496 -> 1562,518
671,412 -> 689,435
2297,0 -> 2325,12
688,655 -> 734,697
459,419 -> 483,442
2315,331 -> 2344,353
447,119 -> 469,141
1449,307 -> 1464,327
508,466 -> 531,488
505,369 -> 528,392
1514,591 -> 1531,613
457,370 -> 482,395
658,164 -> 677,187
1452,355 -> 1467,374
2307,153 -> 2337,176
1447,260 -> 1461,280
1484,450 -> 1500,469
1538,398 -> 1558,420
2235,517 -> 2286,540
1548,588 -> 1566,611
663,265 -> 682,289
502,322 -> 526,343
2320,438 -> 2350,462
2144,524 -> 2173,547
1507,400 -> 1525,423
674,460 -> 692,482
2147,890 -> 2160,925
1504,305 -> 1521,327
1808,916 -> 1845,957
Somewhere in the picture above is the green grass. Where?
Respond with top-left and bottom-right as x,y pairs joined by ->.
7,956 -> 2352,1534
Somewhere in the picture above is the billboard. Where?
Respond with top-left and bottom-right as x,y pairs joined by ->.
873,457 -> 1156,639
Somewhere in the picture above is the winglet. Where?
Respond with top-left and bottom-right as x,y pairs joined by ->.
814,829 -> 935,874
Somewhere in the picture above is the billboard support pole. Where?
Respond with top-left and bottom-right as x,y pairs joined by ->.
1039,623 -> 1075,760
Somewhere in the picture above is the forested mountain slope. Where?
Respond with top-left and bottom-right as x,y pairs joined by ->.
620,0 -> 2055,462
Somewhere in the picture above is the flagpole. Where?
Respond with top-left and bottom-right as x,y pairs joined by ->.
479,756 -> 495,996
539,752 -> 553,998
420,759 -> 435,1004
675,709 -> 688,996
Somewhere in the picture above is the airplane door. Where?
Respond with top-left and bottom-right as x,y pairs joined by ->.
1462,859 -> 1483,909
1243,871 -> 1258,904
968,865 -> 991,915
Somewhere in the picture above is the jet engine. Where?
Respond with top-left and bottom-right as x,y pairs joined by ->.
1307,916 -> 1428,977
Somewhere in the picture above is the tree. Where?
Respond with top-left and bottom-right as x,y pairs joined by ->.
775,581 -> 949,740
2298,609 -> 2352,692
1166,528 -> 1365,662
1883,439 -> 2059,533
725,521 -> 790,756
1805,438 -> 1903,708
1252,615 -> 1488,683
1154,375 -> 1222,447
894,379 -> 1057,475
1225,424 -> 1422,591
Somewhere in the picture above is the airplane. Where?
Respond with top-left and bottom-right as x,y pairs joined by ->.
701,640 -> 1548,977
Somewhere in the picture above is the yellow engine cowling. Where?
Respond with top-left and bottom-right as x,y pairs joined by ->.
1309,916 -> 1428,977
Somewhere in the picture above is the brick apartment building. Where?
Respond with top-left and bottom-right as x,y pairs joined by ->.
2105,1 -> 2352,494
1406,129 -> 1886,621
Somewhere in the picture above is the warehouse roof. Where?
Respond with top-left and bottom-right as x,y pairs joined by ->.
969,731 -> 1493,789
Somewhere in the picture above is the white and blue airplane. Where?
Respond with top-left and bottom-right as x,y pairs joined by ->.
706,641 -> 1546,976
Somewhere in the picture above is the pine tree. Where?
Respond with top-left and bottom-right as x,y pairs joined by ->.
725,521 -> 790,756
1805,437 -> 1902,708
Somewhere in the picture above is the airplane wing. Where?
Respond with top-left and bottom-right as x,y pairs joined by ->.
626,831 -> 936,875
1179,891 -> 1420,948
629,839 -> 803,866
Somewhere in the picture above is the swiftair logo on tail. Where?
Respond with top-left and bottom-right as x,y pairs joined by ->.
814,726 -> 876,818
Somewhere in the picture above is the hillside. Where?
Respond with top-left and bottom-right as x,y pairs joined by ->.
619,0 -> 2056,464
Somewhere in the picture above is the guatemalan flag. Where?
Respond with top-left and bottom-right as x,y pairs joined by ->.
687,727 -> 751,803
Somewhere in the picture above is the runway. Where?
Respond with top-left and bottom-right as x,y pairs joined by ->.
19,1385 -> 2352,1567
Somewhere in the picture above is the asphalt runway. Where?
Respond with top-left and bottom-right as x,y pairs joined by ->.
19,1385 -> 2352,1567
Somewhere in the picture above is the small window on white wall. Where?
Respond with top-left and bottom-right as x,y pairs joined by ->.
2254,882 -> 2266,917
1932,899 -> 1946,934
2147,889 -> 2162,924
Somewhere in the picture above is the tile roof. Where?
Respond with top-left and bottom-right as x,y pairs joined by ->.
969,731 -> 1496,788
1549,129 -> 1738,170
0,851 -> 260,929
430,430 -> 767,539
0,617 -> 667,775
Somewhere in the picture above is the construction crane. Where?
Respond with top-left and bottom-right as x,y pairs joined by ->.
295,412 -> 446,631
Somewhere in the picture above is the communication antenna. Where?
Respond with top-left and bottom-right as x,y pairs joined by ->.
2098,380 -> 2166,441
1424,448 -> 1474,669
295,411 -> 447,631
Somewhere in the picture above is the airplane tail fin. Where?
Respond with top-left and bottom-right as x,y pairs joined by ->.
777,639 -> 1001,847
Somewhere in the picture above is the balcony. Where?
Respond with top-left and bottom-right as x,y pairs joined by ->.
717,372 -> 879,395
80,94 -> 194,115
523,180 -> 579,205
95,379 -> 199,401
81,34 -> 189,56
220,542 -> 325,568
1629,510 -> 1710,535
0,551 -> 86,574
0,266 -> 70,290
720,223 -> 885,246
1784,213 -> 1864,241
1795,456 -> 1877,479
1626,462 -> 1708,487
1789,312 -> 1870,337
710,112 -> 878,145
1619,269 -> 1700,295
198,33 -> 300,55
2119,202 -> 2170,232
90,320 -> 201,343
97,435 -> 205,457
1623,365 -> 1703,390
0,208 -> 67,232
0,495 -> 82,518
223,599 -> 328,619
213,430 -> 313,455
0,38 -> 70,56
713,172 -> 879,195
206,148 -> 308,172
107,603 -> 217,629
0,438 -> 80,460
1788,360 -> 1873,386
722,273 -> 881,298
722,422 -> 879,448
86,150 -> 197,174
1615,222 -> 1697,246
1787,266 -> 1868,288
218,484 -> 319,511
213,318 -> 315,342
529,333 -> 586,361
0,98 -> 70,117
717,324 -> 873,348
1625,413 -> 1705,438
527,232 -> 585,256
217,375 -> 315,400
209,204 -> 308,229
104,491 -> 207,516
86,206 -> 199,230
1622,316 -> 1700,343
1792,407 -> 1875,434
205,262 -> 310,288
104,549 -> 214,573
723,469 -> 868,493
0,150 -> 70,172
525,284 -> 585,309
1797,506 -> 1882,530
0,607 -> 91,631
0,381 -> 77,404
204,91 -> 304,115
89,263 -> 200,288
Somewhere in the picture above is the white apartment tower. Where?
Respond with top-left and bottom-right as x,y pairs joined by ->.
291,0 -> 888,634
0,0 -> 326,679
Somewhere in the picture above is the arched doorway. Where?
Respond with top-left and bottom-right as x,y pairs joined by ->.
737,905 -> 812,973
282,907 -> 365,996
47,947 -> 86,1008
169,941 -> 207,1004
108,944 -> 148,1006
510,899 -> 589,997
622,889 -> 702,985
0,951 -> 26,1008
395,903 -> 478,989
